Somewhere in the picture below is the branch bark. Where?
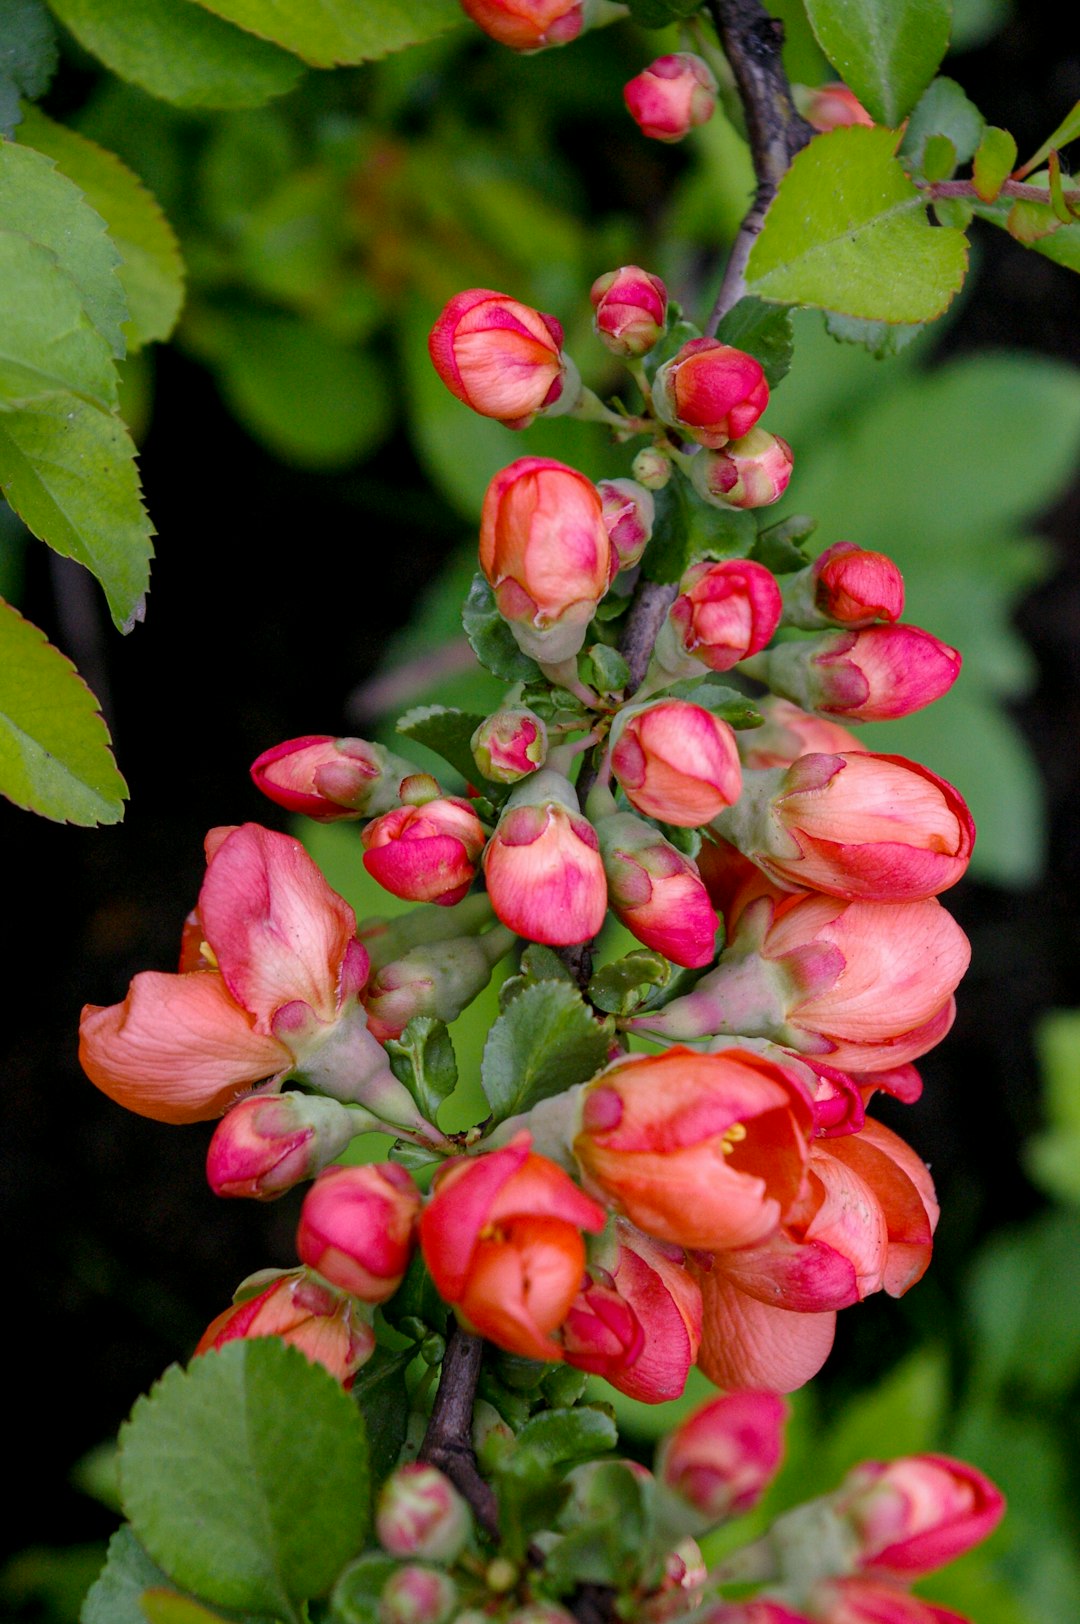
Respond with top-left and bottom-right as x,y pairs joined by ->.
418,1322 -> 500,1537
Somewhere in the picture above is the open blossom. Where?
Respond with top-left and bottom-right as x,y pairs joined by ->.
296,1162 -> 422,1302
691,429 -> 794,510
611,700 -> 742,826
738,697 -> 866,770
596,808 -> 719,968
625,54 -> 718,143
691,1250 -> 839,1393
590,266 -> 668,357
419,1132 -> 606,1361
657,1390 -> 788,1529
484,769 -> 607,945
712,751 -> 975,902
361,793 -> 487,907
195,1269 -> 375,1387
743,626 -> 962,723
459,0 -> 591,49
250,735 -> 416,821
653,338 -> 769,449
429,289 -> 570,426
654,559 -> 783,677
831,1454 -> 1004,1578
573,1047 -> 815,1251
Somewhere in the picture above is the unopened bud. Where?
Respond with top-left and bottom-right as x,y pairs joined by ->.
632,445 -> 672,490
459,0 -> 595,51
782,542 -> 905,630
250,735 -> 416,822
206,1092 -> 359,1200
798,81 -> 874,132
610,700 -> 742,827
296,1162 -> 422,1303
363,926 -> 516,1041
362,796 -> 487,907
429,287 -> 573,427
484,769 -> 607,945
471,706 -> 548,783
376,1464 -> 472,1563
653,558 -> 782,679
590,265 -> 668,357
654,339 -> 769,449
625,54 -> 718,143
657,1391 -> 788,1531
598,478 -> 655,577
743,625 -> 962,722
831,1454 -> 1005,1578
379,1565 -> 458,1624
690,427 -> 794,509
595,809 -> 719,967
195,1268 -> 375,1388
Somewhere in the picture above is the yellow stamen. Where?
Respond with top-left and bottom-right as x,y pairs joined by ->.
721,1122 -> 748,1155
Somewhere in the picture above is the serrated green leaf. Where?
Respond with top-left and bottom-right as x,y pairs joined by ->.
349,1346 -> 413,1489
520,943 -> 575,984
0,598 -> 126,823
663,677 -> 763,729
47,0 -> 304,109
139,1592 -> 233,1624
188,0 -> 462,66
387,1017 -> 458,1123
714,296 -> 795,388
641,318 -> 701,383
0,0 -> 57,137
0,139 -> 126,358
481,979 -> 610,1122
80,1528 -> 172,1624
461,571 -> 542,683
803,0 -> 951,126
588,949 -> 671,1015
0,392 -> 153,631
746,125 -> 969,323
643,470 -> 757,584
0,231 -> 117,410
396,703 -> 488,786
1015,98 -> 1080,179
900,76 -> 985,174
512,1406 -> 618,1472
118,1342 -> 369,1617
823,312 -> 926,356
18,107 -> 184,351
329,1553 -> 400,1624
750,513 -> 815,572
583,641 -> 629,695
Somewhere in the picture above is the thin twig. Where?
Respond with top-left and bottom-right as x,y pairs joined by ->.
704,0 -> 813,331
418,1322 -> 500,1537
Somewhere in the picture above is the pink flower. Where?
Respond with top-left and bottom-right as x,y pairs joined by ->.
595,809 -> 719,968
653,338 -> 769,448
249,734 -> 414,822
738,698 -> 866,770
296,1162 -> 422,1302
361,794 -> 487,907
692,1251 -> 838,1392
744,626 -> 962,723
429,288 -> 568,427
599,477 -> 655,577
195,1269 -> 375,1387
206,1091 -> 358,1199
813,543 -> 905,627
590,265 -> 668,357
691,429 -> 794,509
611,700 -> 742,827
380,1566 -> 457,1624
832,1454 -> 1004,1578
657,559 -> 783,676
803,1578 -> 970,1624
625,54 -> 718,143
459,0 -> 588,49
484,768 -> 607,945
657,1390 -> 788,1526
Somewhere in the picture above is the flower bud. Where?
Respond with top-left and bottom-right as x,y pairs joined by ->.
737,697 -> 865,770
782,543 -> 905,631
573,1047 -> 815,1251
595,809 -> 719,967
690,428 -> 794,509
484,769 -> 607,945
802,1577 -> 970,1623
362,796 -> 487,907
799,81 -> 875,132
625,54 -> 718,142
206,1091 -> 359,1200
653,339 -> 769,449
598,478 -> 655,577
743,626 -> 962,723
296,1162 -> 421,1303
428,288 -> 572,427
610,700 -> 742,827
632,445 -> 673,490
471,706 -> 548,783
657,1391 -> 788,1529
831,1454 -> 1004,1578
459,0 -> 592,50
376,1463 -> 471,1563
195,1269 -> 375,1387
480,456 -> 611,665
590,265 -> 668,357
250,735 -> 417,822
363,925 -> 516,1042
654,559 -> 783,678
699,1605 -> 811,1624
380,1565 -> 458,1624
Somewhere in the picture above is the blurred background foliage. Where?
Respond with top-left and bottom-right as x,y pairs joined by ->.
2,0 -> 1079,1619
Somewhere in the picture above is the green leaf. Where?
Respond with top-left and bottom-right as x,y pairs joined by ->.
641,318 -> 701,383
823,312 -> 926,357
387,1017 -> 459,1123
900,77 -> 985,174
921,133 -> 956,182
625,0 -> 703,25
462,571 -> 542,683
0,231 -> 117,410
714,296 -> 795,388
512,1406 -> 618,1472
0,598 -> 126,823
802,0 -> 951,126
118,1341 -> 370,1617
481,979 -> 610,1122
588,949 -> 671,1016
349,1346 -> 414,1490
46,0 -> 304,109
0,139 -> 126,358
0,392 -> 154,632
139,1593 -> 233,1624
583,642 -> 629,695
644,470 -> 757,584
750,512 -> 816,572
17,107 -> 185,351
0,0 -> 57,137
1006,197 -> 1061,245
188,0 -> 462,65
329,1553 -> 399,1624
746,125 -> 969,323
81,1528 -> 172,1624
1016,98 -> 1080,179
396,703 -> 488,786
662,677 -> 763,729
546,1462 -> 649,1591
965,1211 -> 1080,1400
1025,1009 -> 1080,1206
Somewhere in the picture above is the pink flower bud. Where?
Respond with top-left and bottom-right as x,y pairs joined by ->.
610,700 -> 742,827
206,1091 -> 358,1199
484,769 -> 607,945
814,542 -> 905,626
428,288 -> 570,427
700,1605 -> 812,1624
713,751 -> 975,903
376,1463 -> 472,1562
361,796 -> 486,907
744,626 -> 962,723
419,1132 -> 606,1361
577,1223 -> 703,1402
561,1270 -> 645,1382
362,926 -> 514,1042
691,428 -> 794,509
801,82 -> 875,132
738,697 -> 865,770
653,338 -> 769,449
296,1162 -> 421,1303
479,456 -> 611,664
595,809 -> 719,967
832,1454 -> 1005,1578
657,1390 -> 788,1526
471,705 -> 548,783
573,1047 -> 815,1252
598,477 -> 655,577
250,735 -> 416,822
625,54 -> 718,143
656,559 -> 783,677
459,0 -> 590,50
380,1565 -> 458,1624
590,265 -> 668,357
803,1577 -> 969,1623
632,445 -> 673,490
195,1269 -> 375,1387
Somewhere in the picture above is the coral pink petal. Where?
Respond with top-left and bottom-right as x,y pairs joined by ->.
696,1266 -> 837,1392
718,1227 -> 861,1312
419,1138 -> 531,1299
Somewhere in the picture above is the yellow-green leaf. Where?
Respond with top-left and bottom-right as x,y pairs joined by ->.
0,229 -> 117,409
188,0 -> 462,67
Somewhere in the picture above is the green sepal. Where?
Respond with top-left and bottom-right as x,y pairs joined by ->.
541,1365 -> 591,1409
462,573 -> 542,683
714,296 -> 795,387
588,949 -> 672,1015
751,513 -> 817,572
329,1553 -> 399,1624
396,703 -> 488,787
387,1017 -> 458,1123
583,641 -> 629,696
643,471 -> 757,584
387,1138 -> 444,1172
481,979 -> 612,1123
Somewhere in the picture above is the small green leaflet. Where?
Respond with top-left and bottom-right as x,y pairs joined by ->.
745,125 -> 969,324
387,1016 -> 458,1123
644,471 -> 757,585
0,0 -> 57,136
396,703 -> 488,786
803,0 -> 951,127
588,949 -> 670,1016
481,978 -> 611,1122
188,0 -> 463,67
899,76 -> 985,177
462,572 -> 542,683
714,297 -> 795,388
0,599 -> 126,824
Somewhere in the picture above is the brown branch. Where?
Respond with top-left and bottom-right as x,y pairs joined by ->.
704,0 -> 814,332
418,1322 -> 499,1537
926,177 -> 1080,205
